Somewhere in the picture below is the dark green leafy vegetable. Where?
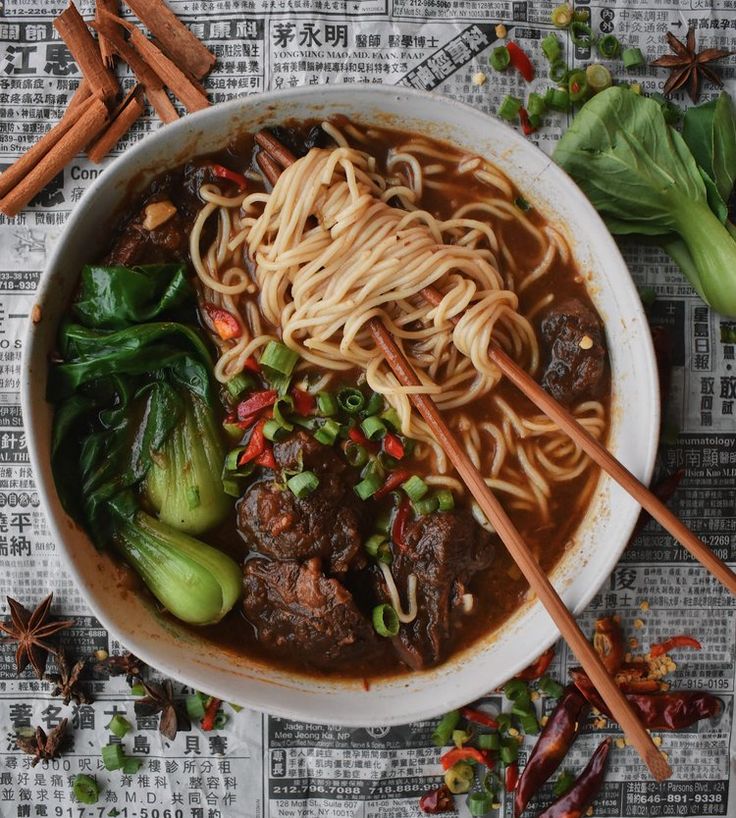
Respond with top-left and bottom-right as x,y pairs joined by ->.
554,87 -> 736,316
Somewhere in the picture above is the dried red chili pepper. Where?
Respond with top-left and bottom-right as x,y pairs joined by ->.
202,302 -> 241,341
460,706 -> 498,729
291,387 -> 315,416
592,617 -> 625,674
618,679 -> 661,694
537,738 -> 611,818
391,496 -> 411,549
419,784 -> 454,814
236,389 -> 277,421
633,468 -> 685,537
505,761 -> 519,792
200,697 -> 222,731
514,685 -> 588,817
440,746 -> 495,770
516,647 -> 555,681
650,634 -> 701,658
210,163 -> 248,190
650,324 -> 673,406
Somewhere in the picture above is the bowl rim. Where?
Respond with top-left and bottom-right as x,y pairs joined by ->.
22,83 -> 660,725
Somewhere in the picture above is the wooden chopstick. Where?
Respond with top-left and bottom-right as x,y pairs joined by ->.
367,318 -> 671,781
253,133 -> 670,781
420,285 -> 736,597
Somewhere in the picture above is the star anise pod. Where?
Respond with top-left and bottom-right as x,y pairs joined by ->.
16,718 -> 69,766
651,28 -> 733,102
0,594 -> 74,678
134,679 -> 190,740
94,650 -> 145,684
45,650 -> 91,706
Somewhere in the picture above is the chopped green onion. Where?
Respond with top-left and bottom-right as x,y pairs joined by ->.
527,92 -> 546,118
263,418 -> 287,442
573,7 -> 590,22
314,418 -> 340,446
519,712 -> 540,735
72,774 -> 99,805
365,534 -> 387,557
467,792 -> 493,817
214,710 -> 228,730
287,470 -> 319,498
412,495 -> 439,516
548,58 -> 568,84
538,676 -> 565,699
545,87 -> 570,111
498,95 -> 522,121
122,757 -> 143,775
504,679 -> 529,701
567,69 -> 589,103
622,46 -> 645,69
553,769 -> 576,797
344,441 -> 369,468
102,743 -> 125,771
489,45 -> 511,71
364,391 -> 384,416
260,340 -> 299,376
401,474 -> 428,502
432,710 -> 460,746
377,451 -> 399,471
434,488 -> 455,512
222,477 -> 243,497
225,373 -> 254,399
500,738 -> 519,764
361,457 -> 385,482
337,387 -> 365,414
511,698 -> 533,718
106,715 -> 131,738
445,761 -> 474,794
223,420 -> 245,442
570,21 -> 595,48
317,391 -> 338,417
452,729 -> 472,747
273,396 -> 295,431
541,33 -> 562,62
551,3 -> 573,28
495,712 -> 513,733
186,693 -> 207,720
597,34 -> 620,59
374,508 -> 392,535
130,683 -> 145,696
361,415 -> 386,440
372,603 -> 400,637
224,447 -> 245,471
355,474 -> 382,500
380,407 -> 401,431
482,770 -> 499,799
478,732 -> 499,750
586,63 -> 612,93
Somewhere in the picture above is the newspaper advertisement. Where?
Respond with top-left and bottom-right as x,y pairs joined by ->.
0,0 -> 734,816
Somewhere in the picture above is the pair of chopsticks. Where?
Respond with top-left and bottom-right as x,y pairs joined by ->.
252,130 -> 735,779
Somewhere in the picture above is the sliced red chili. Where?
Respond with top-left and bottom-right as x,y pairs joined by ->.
255,445 -> 277,470
347,426 -> 375,449
374,468 -> 413,500
440,746 -> 494,770
202,302 -> 241,341
516,647 -> 555,680
236,389 -> 277,421
291,387 -> 315,416
419,784 -> 454,814
238,420 -> 266,466
200,697 -> 222,731
391,497 -> 412,549
650,635 -> 702,658
518,107 -> 535,136
210,163 -> 248,190
383,432 -> 405,460
505,761 -> 519,792
243,356 -> 261,374
507,41 -> 535,82
460,707 -> 498,729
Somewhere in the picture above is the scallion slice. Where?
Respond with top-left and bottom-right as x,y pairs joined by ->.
489,45 -> 510,72
551,3 -> 573,28
401,474 -> 429,502
478,732 -> 499,750
377,451 -> 399,471
337,387 -> 365,414
364,391 -> 384,416
548,58 -> 568,83
500,739 -> 519,764
365,534 -> 387,557
314,418 -> 341,446
498,95 -> 522,121
622,46 -> 645,69
519,712 -> 540,735
545,87 -> 570,111
503,679 -> 529,701
355,474 -> 382,500
225,372 -> 254,399
467,792 -> 493,817
597,33 -> 620,59
541,33 -> 561,62
344,441 -> 369,468
432,710 -> 460,747
435,489 -> 455,512
222,477 -> 243,497
263,418 -> 287,442
570,21 -> 595,48
527,92 -> 546,118
361,415 -> 386,440
287,470 -> 319,498
412,495 -> 439,516
538,676 -> 564,699
567,69 -> 589,103
106,715 -> 131,738
101,742 -> 125,771
380,407 -> 401,431
186,693 -> 207,720
372,603 -> 400,637
317,391 -> 338,417
260,340 -> 299,376
72,774 -> 99,805
123,757 -> 143,775
273,396 -> 295,431
586,63 -> 612,93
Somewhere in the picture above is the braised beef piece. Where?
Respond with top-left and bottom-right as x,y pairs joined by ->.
237,431 -> 366,574
539,298 -> 607,406
268,124 -> 333,158
105,163 -> 219,266
389,510 -> 494,670
242,558 -> 376,668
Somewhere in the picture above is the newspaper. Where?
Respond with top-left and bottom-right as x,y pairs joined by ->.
0,1 -> 734,816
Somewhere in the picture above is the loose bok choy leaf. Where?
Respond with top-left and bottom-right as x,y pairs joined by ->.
554,87 -> 736,317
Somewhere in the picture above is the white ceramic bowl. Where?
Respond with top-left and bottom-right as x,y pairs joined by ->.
22,85 -> 659,725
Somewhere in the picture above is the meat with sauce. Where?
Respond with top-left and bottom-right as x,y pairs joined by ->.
242,558 -> 377,668
539,298 -> 607,406
387,510 -> 494,670
237,431 -> 367,574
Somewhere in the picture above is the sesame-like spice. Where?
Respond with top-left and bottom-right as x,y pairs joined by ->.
471,71 -> 487,86
495,23 -> 507,38
640,600 -> 650,612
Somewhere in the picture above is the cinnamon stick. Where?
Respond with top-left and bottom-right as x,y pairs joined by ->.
95,0 -> 120,67
0,97 -> 108,217
103,11 -> 209,112
54,2 -> 118,103
88,85 -> 146,163
0,94 -> 99,199
90,16 -> 178,124
123,0 -> 215,80
66,77 -> 92,114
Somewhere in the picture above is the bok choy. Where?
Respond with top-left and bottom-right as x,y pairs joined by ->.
49,263 -> 239,625
554,86 -> 736,317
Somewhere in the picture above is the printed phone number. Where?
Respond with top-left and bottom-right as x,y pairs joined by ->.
628,794 -> 724,804
54,809 -> 186,818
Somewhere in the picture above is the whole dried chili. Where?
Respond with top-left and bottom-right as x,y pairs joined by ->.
514,685 -> 588,817
536,738 -> 611,818
419,784 -> 454,814
516,647 -> 555,681
592,617 -> 625,674
633,468 -> 685,537
570,668 -> 721,729
505,761 -> 519,792
650,634 -> 701,658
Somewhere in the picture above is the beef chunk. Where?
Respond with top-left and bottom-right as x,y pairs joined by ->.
539,299 -> 607,406
242,558 -> 376,668
389,510 -> 494,670
237,432 -> 366,573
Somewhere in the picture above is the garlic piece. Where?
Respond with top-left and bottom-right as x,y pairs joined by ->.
143,200 -> 177,231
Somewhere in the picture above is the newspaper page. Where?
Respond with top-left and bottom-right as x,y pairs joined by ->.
0,0 -> 734,816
